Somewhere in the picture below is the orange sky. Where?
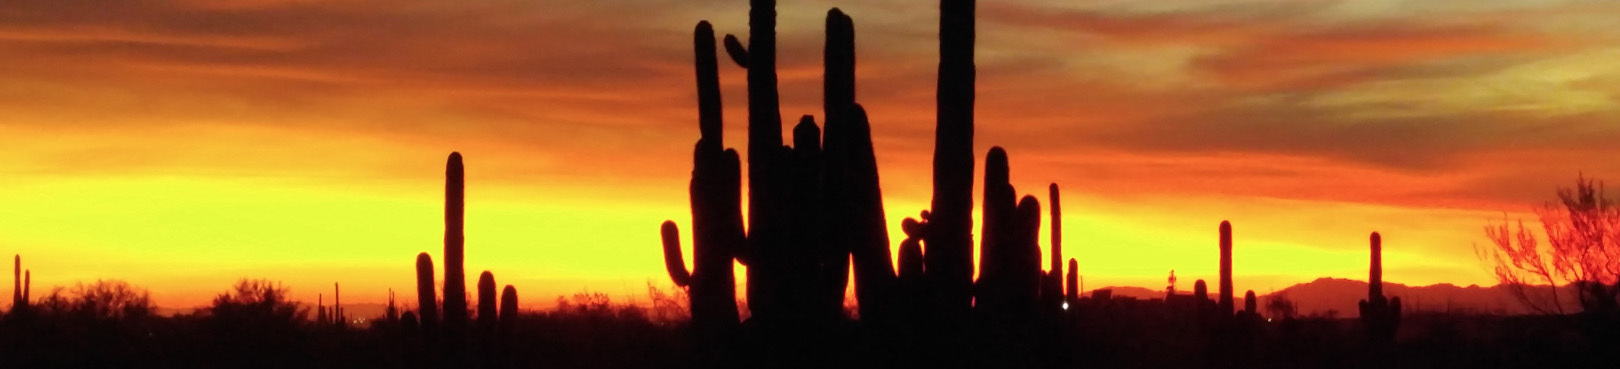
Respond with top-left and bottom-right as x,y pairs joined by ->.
3,0 -> 1620,311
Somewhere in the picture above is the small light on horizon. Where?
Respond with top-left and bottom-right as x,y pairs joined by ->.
1062,302 -> 1069,310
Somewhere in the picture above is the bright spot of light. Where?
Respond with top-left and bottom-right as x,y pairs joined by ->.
1062,302 -> 1069,310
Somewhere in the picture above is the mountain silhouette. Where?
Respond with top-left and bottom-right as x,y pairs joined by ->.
1098,278 -> 1583,318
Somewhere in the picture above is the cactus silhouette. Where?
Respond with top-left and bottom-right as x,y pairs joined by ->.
667,0 -> 995,329
655,20 -> 742,335
1066,258 -> 1079,301
415,252 -> 440,340
1042,183 -> 1064,312
11,255 -> 17,310
676,1 -> 897,324
387,289 -> 398,323
1194,279 -> 1209,303
1359,232 -> 1402,344
975,148 -> 1043,321
477,271 -> 496,337
499,285 -> 517,331
476,271 -> 497,366
926,0 -> 979,315
1244,290 -> 1257,315
334,282 -> 343,325
821,10 -> 896,321
1219,221 -> 1234,317
499,284 -> 518,367
443,152 -> 470,342
318,294 -> 326,324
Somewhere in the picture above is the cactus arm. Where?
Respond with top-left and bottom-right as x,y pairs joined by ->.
661,221 -> 693,287
723,34 -> 749,69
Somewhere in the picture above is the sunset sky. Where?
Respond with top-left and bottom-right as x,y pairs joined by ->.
3,0 -> 1619,311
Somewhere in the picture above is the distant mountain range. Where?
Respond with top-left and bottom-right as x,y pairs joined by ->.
1096,277 -> 1583,317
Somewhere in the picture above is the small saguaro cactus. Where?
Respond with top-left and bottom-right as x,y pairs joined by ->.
1194,280 -> 1209,304
1219,221 -> 1234,317
387,289 -> 399,323
477,271 -> 497,336
1066,258 -> 1079,301
416,252 -> 440,337
1244,290 -> 1257,316
1359,232 -> 1402,344
499,285 -> 518,329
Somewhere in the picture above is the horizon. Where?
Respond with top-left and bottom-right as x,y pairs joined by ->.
5,0 -> 1620,310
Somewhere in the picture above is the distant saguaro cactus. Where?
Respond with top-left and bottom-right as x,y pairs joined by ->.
11,255 -> 17,309
477,271 -> 497,335
1244,290 -> 1257,315
1219,221 -> 1234,317
443,152 -> 470,338
334,282 -> 343,325
387,289 -> 399,323
1359,232 -> 1402,344
1194,279 -> 1209,304
416,252 -> 440,338
1041,184 -> 1064,312
1066,258 -> 1079,301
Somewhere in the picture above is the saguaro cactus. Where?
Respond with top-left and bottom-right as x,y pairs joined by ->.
975,148 -> 1043,321
443,152 -> 470,334
499,285 -> 518,329
416,252 -> 440,335
334,283 -> 343,325
11,255 -> 17,309
927,0 -> 978,315
655,20 -> 742,334
822,9 -> 896,321
1041,184 -> 1064,311
1066,258 -> 1079,301
1244,290 -> 1257,315
1359,232 -> 1402,343
1219,221 -> 1234,317
711,1 -> 893,323
1194,280 -> 1209,303
498,285 -> 518,366
477,271 -> 497,334
1049,184 -> 1062,276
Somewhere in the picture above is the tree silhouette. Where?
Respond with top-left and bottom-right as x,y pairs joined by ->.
1478,174 -> 1620,315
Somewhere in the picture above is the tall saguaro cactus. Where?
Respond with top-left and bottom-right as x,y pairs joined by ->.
821,10 -> 896,321
656,20 -> 742,335
334,282 -> 343,325
927,0 -> 978,315
1359,232 -> 1402,343
416,252 -> 440,338
443,152 -> 470,333
1219,221 -> 1234,317
1042,183 -> 1064,311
